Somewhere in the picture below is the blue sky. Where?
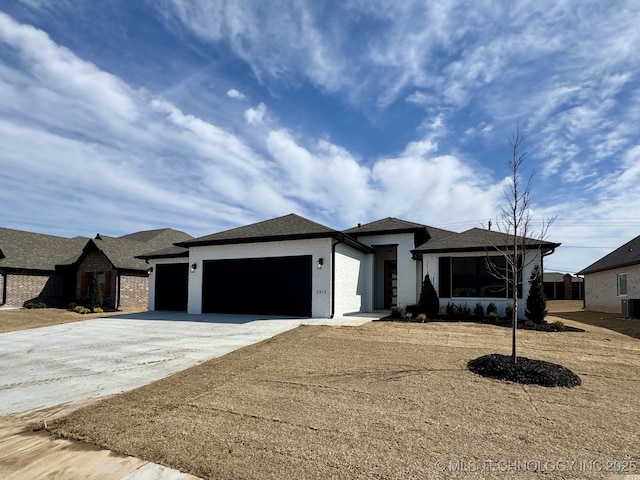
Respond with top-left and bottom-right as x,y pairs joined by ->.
1,1 -> 639,274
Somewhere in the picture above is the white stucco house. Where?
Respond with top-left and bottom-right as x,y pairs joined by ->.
138,214 -> 559,318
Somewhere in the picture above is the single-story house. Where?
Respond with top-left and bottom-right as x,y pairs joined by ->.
140,213 -> 560,318
0,227 -> 191,309
543,272 -> 584,300
577,234 -> 640,315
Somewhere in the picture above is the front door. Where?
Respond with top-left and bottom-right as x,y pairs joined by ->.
384,260 -> 397,308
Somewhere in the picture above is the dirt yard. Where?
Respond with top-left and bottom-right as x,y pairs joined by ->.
0,307 -> 144,334
45,312 -> 640,479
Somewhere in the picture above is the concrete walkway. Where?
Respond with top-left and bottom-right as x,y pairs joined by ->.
0,312 -> 379,479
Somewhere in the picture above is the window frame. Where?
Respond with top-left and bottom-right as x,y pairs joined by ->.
617,273 -> 628,296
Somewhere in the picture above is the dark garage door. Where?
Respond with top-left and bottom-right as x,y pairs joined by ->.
155,263 -> 189,311
202,256 -> 312,316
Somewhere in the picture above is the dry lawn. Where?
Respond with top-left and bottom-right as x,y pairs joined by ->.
0,308 -> 144,334
47,314 -> 640,480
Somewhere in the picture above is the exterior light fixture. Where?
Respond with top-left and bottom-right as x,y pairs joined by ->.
147,267 -> 154,274
317,258 -> 324,269
190,263 -> 197,272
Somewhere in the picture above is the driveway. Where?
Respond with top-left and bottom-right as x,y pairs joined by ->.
0,311 -> 377,417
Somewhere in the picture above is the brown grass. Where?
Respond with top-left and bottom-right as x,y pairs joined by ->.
0,307 -> 144,334
47,317 -> 640,479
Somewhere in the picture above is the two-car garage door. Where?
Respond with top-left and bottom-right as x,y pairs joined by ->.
202,256 -> 312,317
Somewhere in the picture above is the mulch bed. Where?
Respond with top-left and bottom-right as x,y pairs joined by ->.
468,353 -> 582,388
379,315 -> 585,332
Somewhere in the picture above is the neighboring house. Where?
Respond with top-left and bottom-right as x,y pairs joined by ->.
577,234 -> 640,314
0,227 -> 191,309
0,228 -> 88,308
141,213 -> 560,318
543,272 -> 583,300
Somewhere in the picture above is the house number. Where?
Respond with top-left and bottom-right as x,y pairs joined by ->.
316,290 -> 327,294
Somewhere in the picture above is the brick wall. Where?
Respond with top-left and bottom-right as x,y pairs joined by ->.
119,274 -> 149,310
584,264 -> 640,313
76,252 -> 115,308
1,270 -> 63,308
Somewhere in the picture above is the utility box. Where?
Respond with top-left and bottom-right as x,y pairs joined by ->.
621,299 -> 640,319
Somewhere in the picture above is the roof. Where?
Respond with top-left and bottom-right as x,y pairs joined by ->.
543,272 -> 583,283
177,213 -> 373,253
578,234 -> 640,275
413,227 -> 560,254
82,229 -> 193,271
344,217 -> 428,236
136,245 -> 189,260
0,228 -> 88,271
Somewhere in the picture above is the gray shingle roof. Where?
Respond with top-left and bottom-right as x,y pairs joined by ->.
543,272 -> 583,283
578,234 -> 640,275
177,214 -> 374,253
413,227 -> 560,253
136,245 -> 189,260
0,228 -> 88,271
344,217 -> 428,235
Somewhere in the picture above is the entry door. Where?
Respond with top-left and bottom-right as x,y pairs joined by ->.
384,260 -> 397,308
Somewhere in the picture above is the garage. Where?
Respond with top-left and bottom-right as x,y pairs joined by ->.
202,256 -> 312,316
154,263 -> 189,311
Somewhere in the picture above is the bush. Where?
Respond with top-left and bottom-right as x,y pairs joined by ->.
456,303 -> 471,319
92,307 -> 104,314
24,301 -> 47,309
390,307 -> 404,319
74,306 -> 91,314
417,313 -> 427,323
445,302 -> 455,317
88,272 -> 104,309
418,274 -> 439,318
405,304 -> 420,317
68,302 -> 76,310
486,302 -> 497,316
525,264 -> 547,324
473,303 -> 484,320
488,312 -> 499,324
551,320 -> 566,331
505,303 -> 514,320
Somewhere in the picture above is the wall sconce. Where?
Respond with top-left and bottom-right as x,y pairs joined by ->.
317,258 -> 324,269
147,267 -> 154,274
190,263 -> 197,273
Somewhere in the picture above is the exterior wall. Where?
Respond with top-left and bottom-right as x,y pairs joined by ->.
147,257 -> 186,311
584,264 -> 640,313
356,232 -> 420,309
76,252 -> 116,307
333,243 -> 373,315
119,273 -> 149,311
187,238 -> 333,317
423,250 -> 540,318
1,270 -> 63,308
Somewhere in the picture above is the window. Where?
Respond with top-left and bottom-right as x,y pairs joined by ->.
438,256 -> 515,298
618,273 -> 628,296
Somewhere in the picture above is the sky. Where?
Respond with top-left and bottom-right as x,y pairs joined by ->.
1,0 -> 639,275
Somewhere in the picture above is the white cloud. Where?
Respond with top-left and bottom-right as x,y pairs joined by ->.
226,88 -> 246,99
244,102 -> 267,124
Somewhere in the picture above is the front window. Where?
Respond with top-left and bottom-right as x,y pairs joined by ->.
439,256 -> 514,298
618,273 -> 628,296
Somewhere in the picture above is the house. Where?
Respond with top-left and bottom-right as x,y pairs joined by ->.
543,272 -> 583,300
577,234 -> 640,314
141,214 -> 560,318
0,227 -> 191,309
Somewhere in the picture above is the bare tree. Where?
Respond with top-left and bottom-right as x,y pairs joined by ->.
485,126 -> 555,364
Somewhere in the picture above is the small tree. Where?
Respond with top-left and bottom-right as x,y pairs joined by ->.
525,264 -> 547,324
88,272 -> 104,309
418,274 -> 439,318
485,126 -> 555,364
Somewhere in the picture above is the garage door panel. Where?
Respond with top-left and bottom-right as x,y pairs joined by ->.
155,263 -> 189,311
202,256 -> 312,316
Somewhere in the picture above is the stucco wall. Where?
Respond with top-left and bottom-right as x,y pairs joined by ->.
333,243 -> 373,315
356,232 -> 419,308
584,264 -> 640,313
422,250 -> 541,318
187,238 -> 333,317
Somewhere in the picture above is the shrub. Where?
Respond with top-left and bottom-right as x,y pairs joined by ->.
505,303 -> 514,320
551,320 -> 566,331
68,302 -> 76,310
488,312 -> 499,324
405,304 -> 420,317
525,264 -> 547,324
74,306 -> 91,314
418,274 -> 439,318
390,307 -> 404,319
473,303 -> 484,319
486,302 -> 497,316
88,272 -> 104,309
417,313 -> 427,323
445,302 -> 455,317
456,303 -> 471,319
92,307 -> 104,314
24,301 -> 46,309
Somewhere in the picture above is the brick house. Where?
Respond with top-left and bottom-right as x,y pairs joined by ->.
578,234 -> 640,314
0,227 -> 191,309
542,272 -> 584,300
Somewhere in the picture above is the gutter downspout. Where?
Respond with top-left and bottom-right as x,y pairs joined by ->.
330,236 -> 345,318
1,268 -> 7,306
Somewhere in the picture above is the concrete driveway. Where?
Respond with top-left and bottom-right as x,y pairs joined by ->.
0,311 -> 376,416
